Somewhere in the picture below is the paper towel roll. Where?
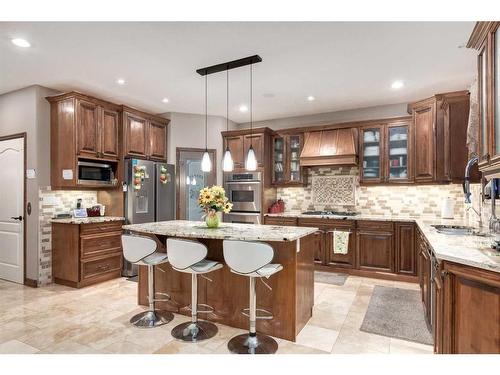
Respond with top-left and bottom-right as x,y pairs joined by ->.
441,197 -> 455,219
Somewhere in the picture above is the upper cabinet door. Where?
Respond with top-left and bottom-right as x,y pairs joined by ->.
224,135 -> 245,168
493,27 -> 500,162
272,136 -> 285,184
124,112 -> 148,158
360,126 -> 384,183
149,120 -> 168,161
100,108 -> 120,160
244,133 -> 264,167
414,104 -> 435,182
287,134 -> 304,184
386,123 -> 411,182
479,46 -> 490,164
76,99 -> 100,157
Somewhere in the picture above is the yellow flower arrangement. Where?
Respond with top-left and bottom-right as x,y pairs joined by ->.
198,185 -> 233,215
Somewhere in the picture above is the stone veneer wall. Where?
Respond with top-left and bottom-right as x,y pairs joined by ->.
38,188 -> 98,286
277,166 -> 465,219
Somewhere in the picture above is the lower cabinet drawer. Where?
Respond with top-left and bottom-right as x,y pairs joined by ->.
81,254 -> 122,280
81,232 -> 122,258
80,221 -> 123,236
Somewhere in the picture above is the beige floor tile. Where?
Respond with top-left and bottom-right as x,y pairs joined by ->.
0,339 -> 39,354
296,324 -> 339,352
389,338 -> 433,354
0,276 -> 428,355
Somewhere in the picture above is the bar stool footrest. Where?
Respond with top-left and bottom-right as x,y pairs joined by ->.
184,303 -> 215,314
152,291 -> 171,303
241,308 -> 273,320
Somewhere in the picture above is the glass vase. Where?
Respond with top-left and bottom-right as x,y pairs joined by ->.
205,211 -> 220,228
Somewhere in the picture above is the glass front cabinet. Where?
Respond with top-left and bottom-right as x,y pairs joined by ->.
468,22 -> 500,176
272,133 -> 307,186
360,119 -> 412,184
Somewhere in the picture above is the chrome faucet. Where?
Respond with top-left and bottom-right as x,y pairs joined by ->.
463,155 -> 479,204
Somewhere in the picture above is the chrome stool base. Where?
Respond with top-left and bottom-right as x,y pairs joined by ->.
171,321 -> 218,342
130,310 -> 174,328
227,333 -> 278,354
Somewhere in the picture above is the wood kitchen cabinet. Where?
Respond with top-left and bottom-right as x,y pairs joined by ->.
468,22 -> 500,177
359,117 -> 413,184
395,222 -> 417,276
325,221 -> 356,269
296,218 -> 326,265
272,133 -> 307,186
221,127 -> 275,175
356,221 -> 394,273
122,107 -> 169,161
52,220 -> 124,288
47,92 -> 122,189
408,91 -> 478,183
418,230 -> 432,325
440,261 -> 500,354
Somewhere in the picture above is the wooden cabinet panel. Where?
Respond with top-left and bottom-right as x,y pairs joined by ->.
244,133 -> 264,167
77,99 -> 100,157
81,253 -> 122,281
442,262 -> 500,354
419,241 -> 431,324
396,223 -> 416,275
414,105 -> 435,182
100,108 -> 119,159
433,268 -> 443,354
149,120 -> 168,161
263,216 -> 297,226
312,230 -> 325,265
357,230 -> 394,272
326,228 -> 356,269
124,112 -> 149,158
225,135 -> 245,168
81,232 -> 122,259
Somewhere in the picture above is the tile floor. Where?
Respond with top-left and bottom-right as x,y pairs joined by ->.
0,275 -> 433,354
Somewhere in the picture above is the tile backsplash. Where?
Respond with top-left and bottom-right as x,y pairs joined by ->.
277,166 -> 465,218
38,188 -> 98,286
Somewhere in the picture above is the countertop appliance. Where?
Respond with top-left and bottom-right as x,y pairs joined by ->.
223,171 -> 262,225
122,159 -> 175,277
77,160 -> 115,186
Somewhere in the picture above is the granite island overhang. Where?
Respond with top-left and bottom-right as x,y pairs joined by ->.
123,220 -> 318,341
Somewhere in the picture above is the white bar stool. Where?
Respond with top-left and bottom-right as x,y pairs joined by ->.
223,240 -> 283,354
166,238 -> 223,342
122,234 -> 174,328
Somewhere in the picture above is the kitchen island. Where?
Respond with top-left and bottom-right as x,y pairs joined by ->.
122,220 -> 317,341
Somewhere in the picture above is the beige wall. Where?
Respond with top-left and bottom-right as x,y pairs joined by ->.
165,112 -> 238,185
237,102 -> 409,130
0,85 -> 59,281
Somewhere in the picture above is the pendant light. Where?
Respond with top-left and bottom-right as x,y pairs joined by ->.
222,68 -> 234,172
245,63 -> 257,171
201,74 -> 212,172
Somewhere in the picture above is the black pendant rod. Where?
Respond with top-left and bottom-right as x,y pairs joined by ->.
197,55 -> 262,76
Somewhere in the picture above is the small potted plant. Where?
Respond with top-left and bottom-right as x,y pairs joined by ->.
198,185 -> 233,228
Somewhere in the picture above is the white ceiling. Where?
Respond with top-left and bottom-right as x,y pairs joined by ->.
0,22 -> 477,123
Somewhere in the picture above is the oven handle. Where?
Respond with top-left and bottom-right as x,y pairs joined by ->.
226,212 -> 261,216
225,181 -> 261,185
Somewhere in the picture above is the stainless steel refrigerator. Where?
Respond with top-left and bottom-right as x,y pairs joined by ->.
122,159 -> 175,277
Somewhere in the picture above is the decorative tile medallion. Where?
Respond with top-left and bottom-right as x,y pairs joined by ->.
312,175 -> 356,206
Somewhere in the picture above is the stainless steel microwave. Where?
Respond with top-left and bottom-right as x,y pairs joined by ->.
77,160 -> 115,186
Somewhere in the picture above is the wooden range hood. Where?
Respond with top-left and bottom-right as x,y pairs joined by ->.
300,128 -> 358,166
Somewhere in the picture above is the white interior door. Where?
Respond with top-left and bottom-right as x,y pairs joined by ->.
0,137 -> 24,284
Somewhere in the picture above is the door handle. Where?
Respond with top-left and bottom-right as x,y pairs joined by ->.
11,216 -> 23,221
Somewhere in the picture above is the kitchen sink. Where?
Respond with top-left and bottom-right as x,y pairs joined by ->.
431,225 -> 490,237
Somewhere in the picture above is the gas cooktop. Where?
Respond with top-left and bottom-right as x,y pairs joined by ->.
302,211 -> 358,217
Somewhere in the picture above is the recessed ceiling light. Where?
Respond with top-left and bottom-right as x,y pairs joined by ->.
116,78 -> 125,85
11,38 -> 31,48
239,105 -> 248,112
307,95 -> 315,102
162,98 -> 169,103
391,80 -> 404,89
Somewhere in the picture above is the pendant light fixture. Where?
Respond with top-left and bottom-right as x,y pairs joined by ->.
201,74 -> 212,172
222,68 -> 234,172
245,63 -> 257,171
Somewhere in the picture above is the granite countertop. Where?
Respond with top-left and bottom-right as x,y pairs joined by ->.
265,212 -> 500,273
123,220 -> 318,242
51,216 -> 125,224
